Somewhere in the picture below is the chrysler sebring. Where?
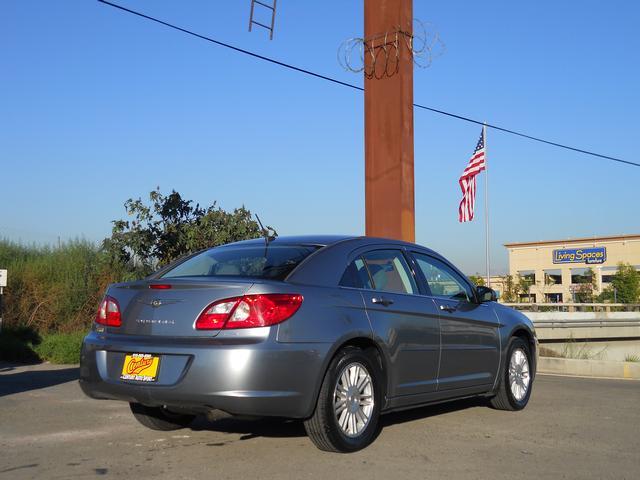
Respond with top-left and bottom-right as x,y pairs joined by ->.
80,235 -> 536,452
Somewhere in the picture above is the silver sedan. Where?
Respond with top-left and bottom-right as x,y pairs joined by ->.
80,235 -> 536,452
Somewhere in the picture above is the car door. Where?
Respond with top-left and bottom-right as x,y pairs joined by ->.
341,248 -> 440,397
410,251 -> 500,391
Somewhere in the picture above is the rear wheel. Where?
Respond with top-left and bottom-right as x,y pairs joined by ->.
304,346 -> 382,452
129,403 -> 195,431
489,337 -> 533,411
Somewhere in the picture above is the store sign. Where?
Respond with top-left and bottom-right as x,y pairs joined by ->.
553,247 -> 606,265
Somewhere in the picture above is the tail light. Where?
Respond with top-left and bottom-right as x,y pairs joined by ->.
195,294 -> 303,330
95,295 -> 122,327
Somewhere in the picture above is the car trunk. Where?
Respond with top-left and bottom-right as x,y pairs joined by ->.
105,278 -> 254,338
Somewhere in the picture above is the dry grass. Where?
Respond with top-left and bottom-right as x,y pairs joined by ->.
539,342 -> 608,360
0,239 -> 130,333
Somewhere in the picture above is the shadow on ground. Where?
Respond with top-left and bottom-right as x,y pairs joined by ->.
189,396 -> 485,442
381,396 -> 485,428
0,367 -> 79,397
191,415 -> 306,441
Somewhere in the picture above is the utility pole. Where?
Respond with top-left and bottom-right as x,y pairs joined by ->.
364,0 -> 415,242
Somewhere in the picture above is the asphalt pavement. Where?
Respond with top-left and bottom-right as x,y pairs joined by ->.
1,362 -> 638,480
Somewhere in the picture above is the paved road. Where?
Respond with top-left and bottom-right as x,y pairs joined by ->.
1,363 -> 638,480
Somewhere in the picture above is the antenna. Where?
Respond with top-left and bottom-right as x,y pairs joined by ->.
255,214 -> 277,244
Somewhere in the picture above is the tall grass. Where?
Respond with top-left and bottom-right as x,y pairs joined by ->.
0,239 -> 133,333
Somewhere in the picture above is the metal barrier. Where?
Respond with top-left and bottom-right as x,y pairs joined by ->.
502,303 -> 640,313
531,317 -> 640,329
502,305 -> 640,340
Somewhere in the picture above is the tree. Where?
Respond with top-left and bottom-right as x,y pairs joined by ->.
103,189 -> 266,274
598,263 -> 640,304
516,274 -> 534,302
574,267 -> 597,303
468,274 -> 485,287
500,274 -> 519,303
533,272 -> 558,303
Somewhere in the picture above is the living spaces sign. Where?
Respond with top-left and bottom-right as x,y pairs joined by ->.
553,247 -> 607,265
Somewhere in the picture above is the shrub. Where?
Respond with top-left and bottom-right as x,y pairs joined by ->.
34,331 -> 87,364
0,327 -> 40,363
0,326 -> 85,364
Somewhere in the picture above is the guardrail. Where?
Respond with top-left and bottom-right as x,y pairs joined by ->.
502,303 -> 640,313
503,305 -> 640,340
530,317 -> 640,329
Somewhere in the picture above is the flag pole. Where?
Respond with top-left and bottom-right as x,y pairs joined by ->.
484,123 -> 491,287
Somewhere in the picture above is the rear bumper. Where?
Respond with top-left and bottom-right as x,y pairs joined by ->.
79,330 -> 331,418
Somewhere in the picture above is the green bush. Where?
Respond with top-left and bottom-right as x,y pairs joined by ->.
0,327 -> 40,363
34,331 -> 87,364
0,326 -> 85,364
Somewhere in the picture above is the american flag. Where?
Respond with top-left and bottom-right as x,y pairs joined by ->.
458,127 -> 486,222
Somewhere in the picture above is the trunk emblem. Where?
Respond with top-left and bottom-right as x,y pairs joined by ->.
138,298 -> 183,308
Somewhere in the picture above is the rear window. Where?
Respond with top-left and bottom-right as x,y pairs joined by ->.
160,245 -> 320,281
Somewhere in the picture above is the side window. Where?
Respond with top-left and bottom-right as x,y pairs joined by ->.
413,253 -> 473,302
339,257 -> 373,289
361,250 -> 417,295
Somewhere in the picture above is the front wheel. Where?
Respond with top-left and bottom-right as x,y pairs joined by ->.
129,403 -> 195,431
489,336 -> 533,411
304,347 -> 382,452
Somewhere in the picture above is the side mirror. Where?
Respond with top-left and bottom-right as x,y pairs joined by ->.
476,285 -> 497,303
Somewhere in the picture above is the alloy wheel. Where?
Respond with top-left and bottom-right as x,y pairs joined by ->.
508,347 -> 530,402
333,362 -> 375,437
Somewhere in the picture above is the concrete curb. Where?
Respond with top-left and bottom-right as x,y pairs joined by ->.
539,356 -> 640,380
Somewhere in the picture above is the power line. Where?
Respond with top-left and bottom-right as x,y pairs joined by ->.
411,105 -> 639,168
97,0 -> 361,92
97,0 -> 639,168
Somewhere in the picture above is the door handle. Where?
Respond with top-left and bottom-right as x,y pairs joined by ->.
439,304 -> 456,313
371,297 -> 394,307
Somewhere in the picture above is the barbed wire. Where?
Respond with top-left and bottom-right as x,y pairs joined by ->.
338,19 -> 445,78
410,20 -> 446,68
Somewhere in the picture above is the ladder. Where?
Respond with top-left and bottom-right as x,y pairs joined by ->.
248,0 -> 278,40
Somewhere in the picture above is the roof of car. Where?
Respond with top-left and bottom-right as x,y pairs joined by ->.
222,235 -> 442,255
221,235 -> 358,247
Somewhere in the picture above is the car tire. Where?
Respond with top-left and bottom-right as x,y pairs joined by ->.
489,336 -> 533,411
129,403 -> 195,431
304,346 -> 382,453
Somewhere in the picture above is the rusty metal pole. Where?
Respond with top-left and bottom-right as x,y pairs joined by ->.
364,0 -> 414,242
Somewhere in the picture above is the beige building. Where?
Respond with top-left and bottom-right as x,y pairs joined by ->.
503,234 -> 640,303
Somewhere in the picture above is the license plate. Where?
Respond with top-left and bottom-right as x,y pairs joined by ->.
120,353 -> 160,382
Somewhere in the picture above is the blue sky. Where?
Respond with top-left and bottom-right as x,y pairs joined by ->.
2,0 -> 639,275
